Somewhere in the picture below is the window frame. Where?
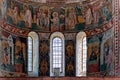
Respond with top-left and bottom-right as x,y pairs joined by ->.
76,31 -> 87,77
50,32 -> 65,77
27,31 -> 39,77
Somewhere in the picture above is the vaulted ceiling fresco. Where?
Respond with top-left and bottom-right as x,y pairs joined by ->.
0,0 -> 112,33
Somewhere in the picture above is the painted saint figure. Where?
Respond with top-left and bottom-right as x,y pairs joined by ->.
59,8 -> 65,31
37,8 -> 44,28
13,6 -> 19,25
24,6 -> 33,28
85,6 -> 93,26
89,49 -> 97,61
92,3 -> 100,24
1,40 -> 9,69
37,7 -> 49,29
51,12 -> 59,31
1,0 -> 7,20
2,49 -> 8,67
66,8 -> 77,30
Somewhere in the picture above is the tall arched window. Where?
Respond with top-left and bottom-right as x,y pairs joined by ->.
50,32 -> 65,76
76,32 -> 87,76
28,32 -> 39,77
52,37 -> 62,73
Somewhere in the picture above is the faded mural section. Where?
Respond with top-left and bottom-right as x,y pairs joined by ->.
0,30 -> 14,72
0,29 -> 27,74
88,35 -> 101,73
87,27 -> 114,76
100,28 -> 114,76
14,37 -> 27,73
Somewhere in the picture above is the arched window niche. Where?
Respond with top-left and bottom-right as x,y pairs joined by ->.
76,31 -> 87,77
28,32 -> 39,77
50,32 -> 65,76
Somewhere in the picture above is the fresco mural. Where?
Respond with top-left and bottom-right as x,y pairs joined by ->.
0,0 -> 7,20
64,34 -> 76,76
100,28 -> 114,76
65,40 -> 75,76
88,36 -> 101,73
39,40 -> 49,76
0,31 -> 26,73
14,37 -> 27,73
87,27 -> 114,75
0,0 -> 113,32
59,8 -> 65,31
36,6 -> 49,30
66,7 -> 77,30
0,29 -> 28,77
0,0 -> 115,77
50,9 -> 59,31
0,30 -> 14,72
50,7 -> 65,32
75,6 -> 85,30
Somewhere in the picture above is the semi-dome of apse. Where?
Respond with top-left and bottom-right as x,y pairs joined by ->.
0,0 -> 113,37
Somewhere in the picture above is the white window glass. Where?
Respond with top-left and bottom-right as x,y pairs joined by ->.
50,32 -> 65,76
82,37 -> 87,72
52,37 -> 62,73
28,37 -> 33,72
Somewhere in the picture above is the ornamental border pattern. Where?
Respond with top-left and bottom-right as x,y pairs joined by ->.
0,19 -> 113,38
114,0 -> 119,76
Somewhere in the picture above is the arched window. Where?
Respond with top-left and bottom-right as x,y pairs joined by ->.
52,37 -> 62,73
76,32 -> 87,76
28,32 -> 39,77
50,32 -> 65,76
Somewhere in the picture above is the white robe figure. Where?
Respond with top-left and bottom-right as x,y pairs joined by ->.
92,6 -> 99,24
85,8 -> 93,26
51,12 -> 59,28
24,9 -> 32,28
1,0 -> 7,20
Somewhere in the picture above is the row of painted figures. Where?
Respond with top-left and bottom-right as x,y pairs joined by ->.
0,35 -> 114,76
0,0 -> 112,31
